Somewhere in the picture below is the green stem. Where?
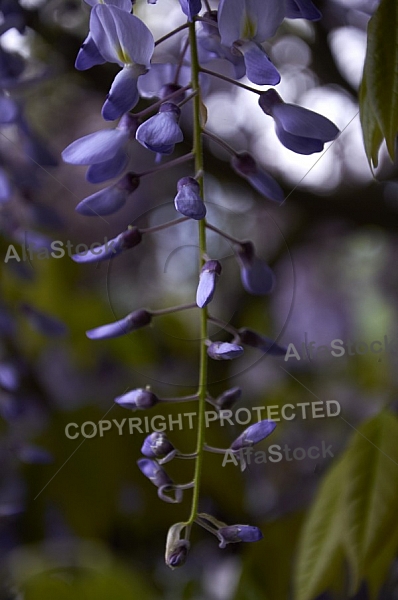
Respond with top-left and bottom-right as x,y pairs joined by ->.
186,17 -> 207,526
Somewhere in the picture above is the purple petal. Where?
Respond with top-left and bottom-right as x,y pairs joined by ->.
85,0 -> 132,8
0,169 -> 11,203
174,176 -> 206,220
218,0 -> 285,46
238,328 -> 286,356
272,103 -> 340,142
62,129 -> 128,165
102,67 -> 142,121
72,239 -> 122,263
240,257 -> 275,294
218,525 -> 263,547
86,147 -> 129,183
115,388 -> 159,410
86,308 -> 151,340
234,40 -> 280,85
275,126 -> 324,154
136,103 -> 183,154
231,152 -> 284,203
75,33 -> 106,71
231,419 -> 276,450
0,96 -> 19,123
76,174 -> 139,216
72,227 -> 142,263
137,458 -> 173,488
215,387 -> 242,410
17,444 -> 53,464
76,187 -> 127,216
196,260 -> 222,308
141,432 -> 174,458
285,0 -> 321,20
91,5 -> 154,67
0,363 -> 19,391
179,0 -> 202,20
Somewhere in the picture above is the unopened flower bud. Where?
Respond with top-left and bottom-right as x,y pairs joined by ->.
207,341 -> 244,360
174,177 -> 206,220
217,524 -> 263,548
137,458 -> 172,488
141,432 -> 174,457
136,103 -> 183,154
165,523 -> 190,569
230,419 -> 276,451
86,308 -> 152,340
238,328 -> 286,356
196,260 -> 222,308
231,152 -> 284,204
115,388 -> 159,410
215,386 -> 242,410
236,242 -> 275,295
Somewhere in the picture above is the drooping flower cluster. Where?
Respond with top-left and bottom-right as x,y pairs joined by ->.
61,0 -> 340,568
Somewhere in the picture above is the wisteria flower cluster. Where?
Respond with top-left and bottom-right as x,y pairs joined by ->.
62,0 -> 339,568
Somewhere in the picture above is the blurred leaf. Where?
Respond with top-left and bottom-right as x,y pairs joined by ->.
366,523 -> 398,600
359,0 -> 398,166
342,410 -> 398,594
293,459 -> 346,600
359,72 -> 384,170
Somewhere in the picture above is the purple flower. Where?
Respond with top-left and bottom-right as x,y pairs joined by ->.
230,419 -> 277,450
89,4 -> 154,120
136,103 -> 183,154
231,152 -> 284,203
218,0 -> 285,47
215,387 -> 242,410
258,89 -> 340,155
217,525 -> 263,548
236,242 -> 275,295
72,226 -> 142,263
16,444 -> 53,464
141,432 -> 175,457
0,362 -> 19,392
86,308 -> 152,340
115,388 -> 159,410
232,40 -> 280,85
0,168 -> 11,203
20,304 -> 67,337
196,260 -> 222,308
75,173 -> 140,216
84,0 -> 132,8
0,95 -> 19,124
179,0 -> 201,20
174,177 -> 206,220
75,33 -> 107,71
198,12 -> 246,79
62,113 -> 137,183
238,328 -> 286,356
285,0 -> 321,21
207,342 -> 244,360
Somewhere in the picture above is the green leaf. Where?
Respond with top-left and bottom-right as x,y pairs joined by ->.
293,459 -> 346,600
359,72 -> 384,169
342,410 -> 398,594
360,0 -> 398,165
